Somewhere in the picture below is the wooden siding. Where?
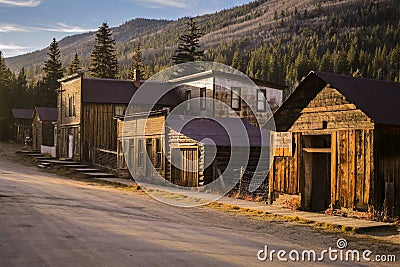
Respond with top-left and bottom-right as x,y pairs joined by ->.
331,129 -> 374,211
288,86 -> 374,133
82,103 -> 127,162
117,113 -> 167,179
168,128 -> 202,185
269,132 -> 301,195
374,125 -> 400,216
271,86 -> 376,212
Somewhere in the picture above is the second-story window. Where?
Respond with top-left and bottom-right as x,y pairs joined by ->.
65,95 -> 76,117
231,87 -> 241,110
200,87 -> 206,110
257,89 -> 267,112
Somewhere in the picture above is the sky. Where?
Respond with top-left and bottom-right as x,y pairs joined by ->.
0,0 -> 251,58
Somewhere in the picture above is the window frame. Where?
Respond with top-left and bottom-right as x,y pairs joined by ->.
231,87 -> 241,110
257,89 -> 267,112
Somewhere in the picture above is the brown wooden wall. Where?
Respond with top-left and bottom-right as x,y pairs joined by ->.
270,132 -> 301,195
374,125 -> 400,216
82,103 -> 127,162
331,129 -> 374,211
117,113 -> 167,179
271,86 -> 377,212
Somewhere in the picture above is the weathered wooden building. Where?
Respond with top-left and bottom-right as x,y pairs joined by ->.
11,108 -> 34,143
32,107 -> 57,153
57,74 -> 137,165
118,70 -> 281,188
118,111 -> 270,188
269,71 -> 400,216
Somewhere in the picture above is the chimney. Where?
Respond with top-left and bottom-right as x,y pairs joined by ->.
133,68 -> 141,88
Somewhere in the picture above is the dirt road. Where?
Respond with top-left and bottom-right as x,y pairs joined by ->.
0,144 -> 398,266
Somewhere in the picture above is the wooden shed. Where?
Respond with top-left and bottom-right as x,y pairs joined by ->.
32,107 -> 57,150
11,108 -> 33,143
268,71 -> 400,216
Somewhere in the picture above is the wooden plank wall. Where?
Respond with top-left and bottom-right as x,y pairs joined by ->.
270,132 -> 301,195
83,103 -> 126,162
331,129 -> 373,211
374,125 -> 400,216
117,114 -> 167,179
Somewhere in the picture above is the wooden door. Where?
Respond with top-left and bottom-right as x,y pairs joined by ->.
171,147 -> 198,187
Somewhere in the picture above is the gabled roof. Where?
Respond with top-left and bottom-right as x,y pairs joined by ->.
82,78 -> 138,104
272,71 -> 400,131
11,109 -> 34,119
35,107 -> 57,121
166,115 -> 269,147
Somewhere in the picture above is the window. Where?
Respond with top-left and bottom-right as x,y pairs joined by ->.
257,89 -> 267,111
200,87 -> 206,110
65,96 -> 69,117
138,139 -> 143,167
231,87 -> 241,110
65,95 -> 76,117
185,90 -> 191,111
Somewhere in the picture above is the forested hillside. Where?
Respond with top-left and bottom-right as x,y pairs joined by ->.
5,0 -> 400,88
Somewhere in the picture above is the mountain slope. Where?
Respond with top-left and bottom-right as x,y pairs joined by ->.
5,0 -> 400,86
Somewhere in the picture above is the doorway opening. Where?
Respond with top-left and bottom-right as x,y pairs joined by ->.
302,135 -> 331,211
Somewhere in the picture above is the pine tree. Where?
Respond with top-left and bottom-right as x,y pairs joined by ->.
129,43 -> 144,79
172,18 -> 204,64
68,53 -> 81,75
43,38 -> 63,92
90,22 -> 119,78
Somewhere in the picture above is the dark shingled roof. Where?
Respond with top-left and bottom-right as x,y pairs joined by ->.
11,109 -> 34,119
272,71 -> 400,131
166,115 -> 270,147
81,79 -> 183,107
35,107 -> 57,121
82,78 -> 137,104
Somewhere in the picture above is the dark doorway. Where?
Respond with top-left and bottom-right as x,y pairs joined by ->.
303,135 -> 331,211
310,153 -> 331,211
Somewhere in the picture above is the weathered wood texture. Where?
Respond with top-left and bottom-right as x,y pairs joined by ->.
374,125 -> 400,216
331,129 -> 373,211
288,87 -> 374,133
270,132 -> 301,195
117,113 -> 167,179
271,86 -> 378,212
82,103 -> 127,163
